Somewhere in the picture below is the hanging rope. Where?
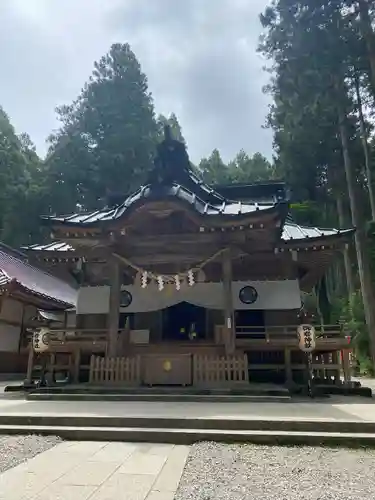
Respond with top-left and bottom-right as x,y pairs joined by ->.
112,247 -> 227,283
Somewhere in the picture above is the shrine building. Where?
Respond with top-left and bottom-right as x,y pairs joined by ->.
24,127 -> 354,387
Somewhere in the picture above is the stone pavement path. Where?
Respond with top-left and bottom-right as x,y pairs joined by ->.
0,441 -> 190,500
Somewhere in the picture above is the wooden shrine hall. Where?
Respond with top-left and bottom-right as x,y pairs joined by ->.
25,127 -> 354,388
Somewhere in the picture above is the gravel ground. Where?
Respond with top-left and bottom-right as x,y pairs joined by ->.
175,442 -> 375,500
0,435 -> 61,474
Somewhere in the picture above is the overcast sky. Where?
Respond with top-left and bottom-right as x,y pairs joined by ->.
0,0 -> 272,163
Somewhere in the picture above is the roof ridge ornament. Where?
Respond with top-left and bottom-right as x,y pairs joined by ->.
148,124 -> 191,185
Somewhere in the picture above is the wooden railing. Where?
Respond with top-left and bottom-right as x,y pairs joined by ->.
40,324 -> 349,352
89,355 -> 141,385
235,324 -> 344,339
48,328 -> 108,342
216,324 -> 347,347
193,354 -> 248,386
47,328 -> 122,352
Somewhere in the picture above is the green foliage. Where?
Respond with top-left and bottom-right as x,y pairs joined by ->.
261,0 -> 375,233
199,149 -> 230,184
199,149 -> 276,185
339,291 -> 374,372
0,107 -> 44,246
258,1 -> 375,371
227,151 -> 277,183
44,43 -> 158,212
156,113 -> 185,144
0,42 -> 276,247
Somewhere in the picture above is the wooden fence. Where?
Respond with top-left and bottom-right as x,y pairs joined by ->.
89,355 -> 141,385
193,354 -> 249,386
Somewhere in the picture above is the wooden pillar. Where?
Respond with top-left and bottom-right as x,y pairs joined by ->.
318,353 -> 325,380
284,348 -> 293,386
222,249 -> 235,355
50,352 -> 56,379
342,348 -> 351,383
332,350 -> 341,384
25,347 -> 34,384
107,259 -> 121,358
120,315 -> 131,355
73,349 -> 81,383
205,309 -> 210,340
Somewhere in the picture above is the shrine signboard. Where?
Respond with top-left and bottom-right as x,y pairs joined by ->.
297,324 -> 316,353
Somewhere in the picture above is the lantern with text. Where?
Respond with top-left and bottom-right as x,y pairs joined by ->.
297,324 -> 316,353
33,328 -> 50,353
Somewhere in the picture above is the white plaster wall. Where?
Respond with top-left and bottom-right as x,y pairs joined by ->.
0,298 -> 23,323
0,298 -> 23,352
66,310 -> 77,328
77,286 -> 110,314
77,280 -> 301,314
0,324 -> 20,352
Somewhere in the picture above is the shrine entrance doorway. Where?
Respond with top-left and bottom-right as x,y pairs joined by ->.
162,302 -> 206,341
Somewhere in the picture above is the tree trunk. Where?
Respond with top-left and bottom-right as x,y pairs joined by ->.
338,101 -> 375,366
358,0 -> 375,97
329,161 -> 355,297
354,72 -> 375,219
336,196 -> 355,296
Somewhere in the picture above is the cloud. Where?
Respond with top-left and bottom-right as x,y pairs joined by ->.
0,0 -> 272,162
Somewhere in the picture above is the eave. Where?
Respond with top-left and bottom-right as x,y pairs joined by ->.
277,226 -> 355,251
0,279 -> 74,311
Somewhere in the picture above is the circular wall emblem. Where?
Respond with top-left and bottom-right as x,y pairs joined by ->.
239,286 -> 258,305
120,290 -> 132,307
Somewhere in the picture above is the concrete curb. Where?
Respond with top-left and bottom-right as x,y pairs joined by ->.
26,393 -> 291,403
0,414 -> 374,434
0,424 -> 375,447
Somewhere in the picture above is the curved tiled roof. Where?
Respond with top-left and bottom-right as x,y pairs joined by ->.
26,242 -> 74,252
281,223 -> 354,241
42,130 -> 289,227
0,249 -> 77,307
42,182 -> 283,226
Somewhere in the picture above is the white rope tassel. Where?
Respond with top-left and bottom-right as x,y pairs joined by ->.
157,276 -> 164,291
175,275 -> 181,290
141,271 -> 148,288
187,270 -> 195,286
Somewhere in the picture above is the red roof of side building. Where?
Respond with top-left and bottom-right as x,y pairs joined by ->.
0,247 -> 77,309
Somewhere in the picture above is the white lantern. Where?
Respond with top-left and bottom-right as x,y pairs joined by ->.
297,324 -> 316,353
33,328 -> 50,353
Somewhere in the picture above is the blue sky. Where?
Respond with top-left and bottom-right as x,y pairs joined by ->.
0,0 -> 272,162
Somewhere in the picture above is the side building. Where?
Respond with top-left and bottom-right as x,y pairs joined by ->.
24,128 -> 354,387
0,242 -> 77,375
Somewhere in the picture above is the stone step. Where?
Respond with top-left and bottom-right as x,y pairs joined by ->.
0,414 -> 374,435
0,424 -> 375,447
27,384 -> 290,397
26,393 -> 291,403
